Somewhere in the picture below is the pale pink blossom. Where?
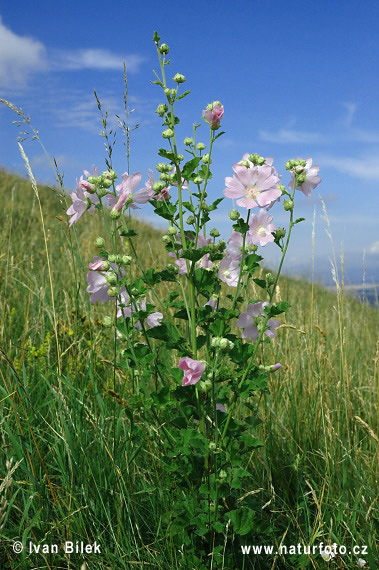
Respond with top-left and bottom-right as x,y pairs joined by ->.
289,158 -> 321,196
86,256 -> 124,303
144,169 -> 171,201
218,254 -> 241,287
236,302 -> 280,341
202,101 -> 224,130
117,297 -> 163,330
66,178 -> 99,227
106,172 -> 144,211
248,209 -> 276,247
224,164 -> 281,210
179,357 -> 205,386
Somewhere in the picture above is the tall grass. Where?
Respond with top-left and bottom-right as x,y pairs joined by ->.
0,169 -> 378,569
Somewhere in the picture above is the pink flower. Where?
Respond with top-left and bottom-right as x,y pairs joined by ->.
179,357 -> 205,386
202,101 -> 224,130
117,297 -> 163,330
218,254 -> 241,287
144,169 -> 171,201
66,177 -> 99,227
86,256 -> 124,303
289,158 -> 321,196
170,233 -> 213,274
248,209 -> 276,246
106,172 -> 144,211
236,302 -> 280,341
224,164 -> 281,210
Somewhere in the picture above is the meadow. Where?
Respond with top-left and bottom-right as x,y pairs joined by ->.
0,167 -> 378,569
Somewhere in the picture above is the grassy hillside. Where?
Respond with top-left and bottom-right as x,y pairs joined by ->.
0,169 -> 378,569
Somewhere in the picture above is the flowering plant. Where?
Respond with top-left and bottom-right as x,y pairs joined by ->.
66,31 -> 321,568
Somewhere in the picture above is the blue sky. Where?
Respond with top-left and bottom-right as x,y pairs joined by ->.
1,0 -> 379,284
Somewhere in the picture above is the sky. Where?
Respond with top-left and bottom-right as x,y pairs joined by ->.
1,0 -> 378,285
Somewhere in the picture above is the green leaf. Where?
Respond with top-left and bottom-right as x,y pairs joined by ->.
244,253 -> 263,273
294,217 -> 305,225
229,506 -> 255,535
253,278 -> 268,290
192,268 -> 215,295
182,201 -> 195,213
264,301 -> 291,317
181,157 -> 201,179
232,218 -> 249,234
180,245 -> 210,262
119,229 -> 138,237
158,148 -> 176,161
175,90 -> 191,101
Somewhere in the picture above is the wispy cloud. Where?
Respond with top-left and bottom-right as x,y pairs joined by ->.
259,128 -> 325,144
341,102 -> 356,128
368,240 -> 379,254
50,49 -> 145,72
319,153 -> 379,180
0,17 -> 47,89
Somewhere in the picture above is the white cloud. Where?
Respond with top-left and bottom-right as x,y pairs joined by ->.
368,241 -> 379,254
341,102 -> 356,128
259,128 -> 325,144
51,49 -> 145,72
0,17 -> 47,89
319,153 -> 379,180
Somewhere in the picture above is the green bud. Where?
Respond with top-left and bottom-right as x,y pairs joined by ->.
240,160 -> 250,167
108,254 -> 117,263
107,286 -> 118,297
94,236 -> 105,248
229,209 -> 240,221
296,173 -> 306,185
153,181 -> 165,192
265,272 -> 275,285
87,176 -> 97,184
106,273 -> 117,286
167,226 -> 177,235
102,316 -> 113,328
193,175 -> 203,185
130,287 -> 139,296
176,154 -> 184,162
186,215 -> 195,225
162,128 -> 174,139
121,255 -> 132,265
162,235 -> 171,244
196,142 -> 206,151
210,228 -> 220,238
101,178 -> 113,189
163,88 -> 171,96
249,243 -> 258,252
275,227 -> 286,239
295,165 -> 304,174
159,173 -> 171,182
159,43 -> 169,54
283,199 -> 294,211
211,337 -> 221,348
201,153 -> 211,164
156,103 -> 168,116
110,208 -> 121,219
199,379 -> 212,393
102,260 -> 110,271
172,73 -> 186,83
166,263 -> 178,273
219,338 -> 234,352
209,442 -> 217,451
103,169 -> 117,180
219,470 -> 227,480
184,137 -> 193,146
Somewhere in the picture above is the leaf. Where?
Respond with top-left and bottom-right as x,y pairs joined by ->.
229,506 -> 255,535
253,278 -> 268,290
264,301 -> 291,317
232,218 -> 249,234
192,268 -> 215,295
294,217 -> 305,225
158,148 -> 176,161
181,157 -> 201,179
180,246 -> 210,262
175,90 -> 191,101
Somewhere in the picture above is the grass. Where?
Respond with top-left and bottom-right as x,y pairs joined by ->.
0,168 -> 378,569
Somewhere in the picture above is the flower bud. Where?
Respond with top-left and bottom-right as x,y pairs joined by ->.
199,379 -> 212,393
159,173 -> 171,182
249,243 -> 258,252
295,165 -> 304,174
210,228 -> 220,238
101,178 -> 113,189
283,199 -> 294,211
107,286 -> 118,297
186,215 -> 195,225
103,169 -> 117,180
219,470 -> 227,479
201,154 -> 211,164
87,176 -> 97,184
153,181 -> 165,192
173,73 -> 186,83
229,209 -> 240,221
211,337 -> 221,348
193,175 -> 203,185
184,137 -> 193,146
219,338 -> 234,351
159,43 -> 169,55
167,225 -> 177,235
121,255 -> 132,265
130,287 -> 139,296
209,442 -> 217,451
102,316 -> 113,328
166,263 -> 179,273
265,272 -> 275,285
94,236 -> 105,248
176,154 -> 184,162
296,173 -> 306,185
162,235 -> 171,244
275,227 -> 286,239
156,103 -> 168,116
106,273 -> 117,286
110,208 -> 121,219
196,142 -> 206,151
162,128 -> 174,139
163,88 -> 171,96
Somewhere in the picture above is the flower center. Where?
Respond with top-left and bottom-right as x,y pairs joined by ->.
257,226 -> 266,237
246,186 -> 259,199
